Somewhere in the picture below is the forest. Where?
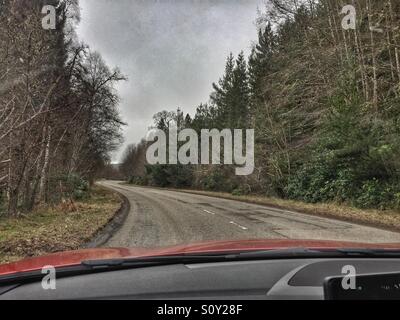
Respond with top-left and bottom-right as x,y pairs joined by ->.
0,0 -> 125,217
121,0 -> 400,210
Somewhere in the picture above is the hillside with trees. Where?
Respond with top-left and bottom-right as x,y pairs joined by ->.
0,0 -> 125,217
121,0 -> 400,211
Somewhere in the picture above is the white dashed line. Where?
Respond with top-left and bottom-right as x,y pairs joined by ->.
203,209 -> 216,215
202,208 -> 248,231
229,221 -> 248,230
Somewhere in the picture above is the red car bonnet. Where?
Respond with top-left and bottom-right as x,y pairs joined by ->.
1,239 -> 400,276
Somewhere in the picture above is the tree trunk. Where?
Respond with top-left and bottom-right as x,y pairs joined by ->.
39,126 -> 51,202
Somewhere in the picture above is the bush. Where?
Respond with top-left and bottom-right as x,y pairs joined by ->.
48,174 -> 90,202
232,185 -> 251,196
285,80 -> 400,210
201,170 -> 222,191
128,176 -> 148,186
394,193 -> 400,210
145,164 -> 170,187
285,154 -> 357,204
165,164 -> 193,188
354,179 -> 399,210
200,167 -> 237,192
145,164 -> 193,188
286,157 -> 400,209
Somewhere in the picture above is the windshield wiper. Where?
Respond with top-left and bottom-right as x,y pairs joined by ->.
81,247 -> 400,269
237,248 -> 400,259
335,248 -> 400,257
81,254 -> 240,269
80,248 -> 339,269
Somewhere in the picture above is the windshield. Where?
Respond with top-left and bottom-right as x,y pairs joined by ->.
1,0 -> 400,267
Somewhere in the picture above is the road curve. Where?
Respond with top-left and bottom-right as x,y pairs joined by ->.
98,180 -> 400,247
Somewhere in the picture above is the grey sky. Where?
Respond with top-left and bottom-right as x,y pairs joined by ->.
76,0 -> 265,162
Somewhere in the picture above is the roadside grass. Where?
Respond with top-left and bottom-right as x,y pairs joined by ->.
124,183 -> 400,234
0,186 -> 122,264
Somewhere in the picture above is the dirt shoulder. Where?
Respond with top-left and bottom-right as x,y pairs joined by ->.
132,185 -> 400,234
0,186 -> 123,264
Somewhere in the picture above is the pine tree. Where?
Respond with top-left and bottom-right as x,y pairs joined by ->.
184,114 -> 192,128
248,22 -> 275,113
210,53 -> 235,128
211,52 -> 250,129
231,52 -> 250,128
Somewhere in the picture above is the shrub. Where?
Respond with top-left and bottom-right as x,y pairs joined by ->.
232,185 -> 251,196
353,179 -> 399,210
394,193 -> 400,210
145,164 -> 193,188
201,170 -> 223,191
200,167 -> 237,192
165,164 -> 193,188
128,176 -> 148,186
48,174 -> 90,202
145,164 -> 170,187
285,80 -> 400,210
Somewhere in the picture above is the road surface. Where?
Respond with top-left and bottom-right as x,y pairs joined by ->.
98,181 -> 400,247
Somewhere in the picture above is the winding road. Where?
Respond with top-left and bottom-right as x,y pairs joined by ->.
98,180 -> 400,247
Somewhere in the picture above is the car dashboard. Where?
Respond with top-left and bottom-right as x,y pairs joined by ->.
1,258 -> 400,300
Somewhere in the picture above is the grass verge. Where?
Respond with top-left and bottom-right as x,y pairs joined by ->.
0,186 -> 122,264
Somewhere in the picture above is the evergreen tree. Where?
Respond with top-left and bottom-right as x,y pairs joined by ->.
248,22 -> 275,113
231,51 -> 250,128
210,53 -> 235,128
211,52 -> 250,129
184,114 -> 192,128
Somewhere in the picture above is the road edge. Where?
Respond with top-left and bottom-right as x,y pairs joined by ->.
83,188 -> 130,248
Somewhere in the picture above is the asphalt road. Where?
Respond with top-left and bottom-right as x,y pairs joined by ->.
98,180 -> 400,247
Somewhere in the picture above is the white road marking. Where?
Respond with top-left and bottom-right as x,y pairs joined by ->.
202,209 -> 248,230
203,209 -> 216,215
230,221 -> 248,230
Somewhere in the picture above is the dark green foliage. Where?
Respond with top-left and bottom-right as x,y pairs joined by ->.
285,79 -> 400,209
248,23 -> 275,110
201,170 -> 227,191
211,52 -> 251,129
232,185 -> 251,196
165,165 -> 193,188
145,164 -> 193,188
47,174 -> 90,203
199,167 -> 238,193
355,179 -> 400,210
128,176 -> 148,186
145,165 -> 170,188
191,103 -> 217,131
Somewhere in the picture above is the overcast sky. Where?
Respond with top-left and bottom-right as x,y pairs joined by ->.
76,0 -> 265,162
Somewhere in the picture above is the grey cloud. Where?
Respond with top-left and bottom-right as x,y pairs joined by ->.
77,0 -> 264,161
